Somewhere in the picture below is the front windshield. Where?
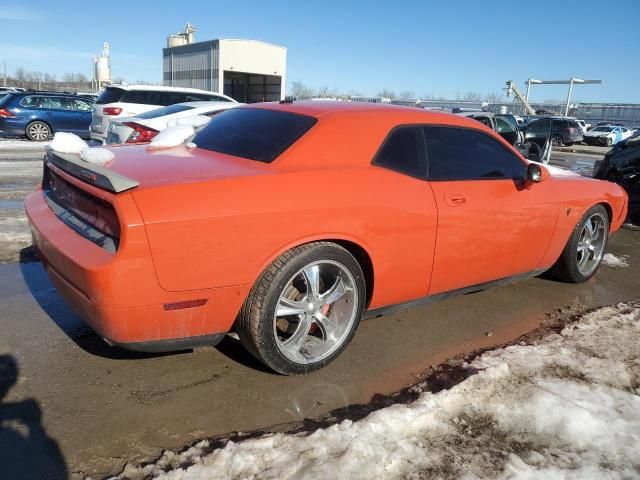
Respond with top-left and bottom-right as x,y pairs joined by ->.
592,126 -> 614,132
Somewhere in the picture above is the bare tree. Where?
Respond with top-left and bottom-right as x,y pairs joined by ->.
290,81 -> 314,99
399,90 -> 415,100
462,90 -> 482,101
485,92 -> 505,103
317,85 -> 332,97
378,89 -> 396,99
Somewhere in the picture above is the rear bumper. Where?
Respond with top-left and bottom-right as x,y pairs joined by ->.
584,137 -> 609,145
0,118 -> 27,135
25,189 -> 249,351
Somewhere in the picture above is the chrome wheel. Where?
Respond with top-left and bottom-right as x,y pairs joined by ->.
27,122 -> 50,141
576,212 -> 607,276
273,260 -> 358,365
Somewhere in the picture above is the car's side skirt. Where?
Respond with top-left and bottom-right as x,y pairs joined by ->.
363,269 -> 548,320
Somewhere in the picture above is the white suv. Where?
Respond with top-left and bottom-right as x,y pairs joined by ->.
90,85 -> 236,143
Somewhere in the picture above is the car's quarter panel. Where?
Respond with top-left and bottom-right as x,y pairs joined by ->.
25,164 -> 249,344
133,166 -> 438,311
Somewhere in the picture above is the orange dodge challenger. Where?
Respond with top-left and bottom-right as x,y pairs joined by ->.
25,102 -> 628,374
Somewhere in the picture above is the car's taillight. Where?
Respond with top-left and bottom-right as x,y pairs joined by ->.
103,107 -> 123,116
0,108 -> 15,118
123,122 -> 159,143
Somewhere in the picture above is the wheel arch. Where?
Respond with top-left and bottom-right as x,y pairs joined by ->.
255,235 -> 376,310
25,118 -> 54,137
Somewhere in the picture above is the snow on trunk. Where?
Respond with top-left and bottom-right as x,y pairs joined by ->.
48,132 -> 87,154
48,132 -> 114,166
113,303 -> 640,480
148,125 -> 196,149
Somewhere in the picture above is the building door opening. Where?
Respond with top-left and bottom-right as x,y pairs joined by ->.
223,71 -> 281,103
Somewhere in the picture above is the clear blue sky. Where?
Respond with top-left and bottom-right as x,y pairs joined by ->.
2,0 -> 639,103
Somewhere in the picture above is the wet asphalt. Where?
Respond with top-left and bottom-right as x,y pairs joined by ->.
0,144 -> 638,479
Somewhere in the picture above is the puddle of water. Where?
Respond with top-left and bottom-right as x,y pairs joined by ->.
0,199 -> 24,210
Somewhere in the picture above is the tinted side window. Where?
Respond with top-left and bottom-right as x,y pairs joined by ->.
122,91 -> 164,106
161,92 -> 187,106
373,127 -> 427,178
96,88 -> 125,104
41,97 -> 66,109
424,126 -> 526,181
70,99 -> 92,111
19,96 -> 42,108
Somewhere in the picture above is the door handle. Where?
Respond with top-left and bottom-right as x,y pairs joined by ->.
445,194 -> 467,206
46,111 -> 52,115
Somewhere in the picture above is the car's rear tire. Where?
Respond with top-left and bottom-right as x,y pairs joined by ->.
552,134 -> 563,147
236,242 -> 366,375
25,121 -> 51,141
547,205 -> 609,283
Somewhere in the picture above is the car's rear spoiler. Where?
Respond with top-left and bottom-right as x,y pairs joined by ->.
45,149 -> 139,194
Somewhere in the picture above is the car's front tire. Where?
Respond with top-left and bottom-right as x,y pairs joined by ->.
548,205 -> 609,283
237,242 -> 366,375
25,121 -> 51,141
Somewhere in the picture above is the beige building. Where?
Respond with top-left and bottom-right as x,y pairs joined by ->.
163,38 -> 287,103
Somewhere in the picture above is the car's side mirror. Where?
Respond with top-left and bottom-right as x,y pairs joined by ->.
527,163 -> 542,183
525,163 -> 549,185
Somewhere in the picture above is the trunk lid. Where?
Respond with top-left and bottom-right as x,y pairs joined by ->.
47,144 -> 271,192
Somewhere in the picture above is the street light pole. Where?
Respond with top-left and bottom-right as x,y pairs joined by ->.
565,78 -> 576,116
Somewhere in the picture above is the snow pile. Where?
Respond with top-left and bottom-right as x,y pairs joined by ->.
80,147 -> 115,166
168,115 -> 211,129
113,303 -> 640,480
148,125 -> 196,149
48,132 -> 87,154
602,253 -> 630,268
48,132 -> 114,166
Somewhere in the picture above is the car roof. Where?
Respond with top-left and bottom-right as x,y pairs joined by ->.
249,100 -> 479,123
8,91 -> 94,99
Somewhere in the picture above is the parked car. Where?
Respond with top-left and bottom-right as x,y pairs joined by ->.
591,121 -> 626,130
576,119 -> 591,133
583,125 -> 635,147
90,85 -> 237,143
593,130 -> 640,224
550,118 -> 584,146
455,111 -> 520,145
455,111 -> 552,163
104,101 -> 240,145
0,92 -> 94,140
26,102 -> 627,374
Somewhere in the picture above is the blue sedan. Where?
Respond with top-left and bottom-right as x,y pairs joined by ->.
0,92 -> 94,141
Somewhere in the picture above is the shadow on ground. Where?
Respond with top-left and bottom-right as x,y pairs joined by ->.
0,354 -> 68,480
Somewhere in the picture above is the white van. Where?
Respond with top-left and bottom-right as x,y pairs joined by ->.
90,85 -> 236,143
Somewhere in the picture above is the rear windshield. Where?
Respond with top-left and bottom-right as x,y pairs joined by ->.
96,88 -> 125,104
193,108 -> 317,163
136,104 -> 193,119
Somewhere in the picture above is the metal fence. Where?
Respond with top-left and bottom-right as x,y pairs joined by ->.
384,98 -> 640,128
